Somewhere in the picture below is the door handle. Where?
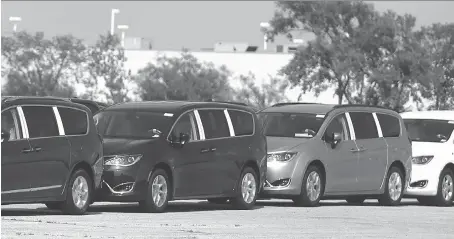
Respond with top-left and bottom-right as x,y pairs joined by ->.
33,147 -> 42,152
21,148 -> 33,154
350,147 -> 366,153
210,147 -> 217,152
200,148 -> 210,154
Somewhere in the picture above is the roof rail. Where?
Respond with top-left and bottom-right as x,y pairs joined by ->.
2,96 -> 71,103
271,102 -> 321,107
332,104 -> 392,110
205,100 -> 249,106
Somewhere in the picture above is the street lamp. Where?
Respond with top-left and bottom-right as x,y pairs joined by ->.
117,24 -> 129,48
110,9 -> 120,35
260,22 -> 272,50
9,16 -> 22,32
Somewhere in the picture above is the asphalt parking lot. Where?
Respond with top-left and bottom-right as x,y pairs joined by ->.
1,199 -> 452,239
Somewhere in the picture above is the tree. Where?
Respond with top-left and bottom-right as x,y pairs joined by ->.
133,52 -> 235,102
415,23 -> 454,110
269,1 -> 377,104
352,11 -> 432,112
84,32 -> 131,104
234,72 -> 289,110
1,31 -> 86,97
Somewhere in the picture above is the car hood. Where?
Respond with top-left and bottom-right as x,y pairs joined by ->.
266,136 -> 311,153
103,137 -> 159,156
411,141 -> 450,157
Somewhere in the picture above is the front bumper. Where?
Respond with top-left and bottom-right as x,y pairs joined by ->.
260,158 -> 304,197
95,163 -> 149,202
405,164 -> 438,196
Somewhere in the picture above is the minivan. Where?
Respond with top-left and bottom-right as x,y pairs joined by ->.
402,110 -> 454,206
258,103 -> 412,207
94,101 -> 267,213
1,96 -> 103,215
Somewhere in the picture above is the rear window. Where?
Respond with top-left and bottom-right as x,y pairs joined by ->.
258,112 -> 325,138
94,110 -> 173,139
377,113 -> 401,138
58,107 -> 88,135
228,110 -> 254,136
404,119 -> 454,143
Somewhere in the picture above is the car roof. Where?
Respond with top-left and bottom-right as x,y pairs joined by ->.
1,96 -> 91,112
259,103 -> 336,114
104,101 -> 255,114
400,110 -> 454,121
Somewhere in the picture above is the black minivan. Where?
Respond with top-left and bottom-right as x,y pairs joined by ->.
94,101 -> 267,213
1,96 -> 103,215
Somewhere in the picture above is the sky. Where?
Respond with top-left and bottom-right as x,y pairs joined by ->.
2,1 -> 454,50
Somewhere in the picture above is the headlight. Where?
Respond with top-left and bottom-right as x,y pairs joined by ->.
104,154 -> 143,166
267,152 -> 298,162
412,155 -> 434,165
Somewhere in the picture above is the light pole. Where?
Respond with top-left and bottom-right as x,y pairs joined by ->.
9,16 -> 22,32
260,22 -> 271,50
110,9 -> 120,35
117,25 -> 129,48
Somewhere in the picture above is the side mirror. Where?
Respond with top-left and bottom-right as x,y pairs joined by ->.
1,130 -> 10,142
330,132 -> 342,149
179,133 -> 190,146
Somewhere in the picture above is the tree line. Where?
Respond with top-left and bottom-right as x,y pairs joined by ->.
2,1 -> 454,111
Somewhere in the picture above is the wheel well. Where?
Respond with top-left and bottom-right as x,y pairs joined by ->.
308,160 -> 326,187
153,162 -> 174,199
390,161 -> 406,179
243,160 -> 260,182
71,161 -> 94,187
444,163 -> 454,174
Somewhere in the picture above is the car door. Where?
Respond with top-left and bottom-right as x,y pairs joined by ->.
349,111 -> 388,192
170,110 -> 214,197
322,112 -> 360,193
1,106 -> 35,202
21,105 -> 71,198
195,108 -> 233,196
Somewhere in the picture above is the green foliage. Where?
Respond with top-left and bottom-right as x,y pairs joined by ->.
1,31 -> 86,97
84,32 -> 131,104
234,73 -> 289,110
133,52 -> 235,102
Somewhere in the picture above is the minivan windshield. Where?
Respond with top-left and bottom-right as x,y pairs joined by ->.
258,112 -> 325,138
94,110 -> 173,139
404,119 -> 454,143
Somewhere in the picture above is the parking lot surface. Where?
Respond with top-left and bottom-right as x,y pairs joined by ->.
2,199 -> 452,239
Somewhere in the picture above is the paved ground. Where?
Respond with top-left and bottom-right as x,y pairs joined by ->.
1,199 -> 452,239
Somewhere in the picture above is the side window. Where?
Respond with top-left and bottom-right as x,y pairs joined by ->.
198,109 -> 230,139
324,113 -> 351,142
58,107 -> 88,136
22,106 -> 60,138
377,113 -> 401,138
349,112 -> 379,140
170,111 -> 199,141
228,110 -> 254,136
1,108 -> 23,141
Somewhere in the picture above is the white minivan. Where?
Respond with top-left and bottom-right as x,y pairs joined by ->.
401,110 -> 454,206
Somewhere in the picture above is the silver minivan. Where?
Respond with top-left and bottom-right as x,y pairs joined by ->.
258,103 -> 412,207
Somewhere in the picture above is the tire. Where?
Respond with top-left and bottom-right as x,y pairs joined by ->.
139,168 -> 170,213
345,196 -> 366,204
45,202 -> 62,210
231,167 -> 258,210
207,198 -> 229,204
61,169 -> 93,215
433,168 -> 453,207
417,196 -> 433,206
292,165 -> 324,207
378,166 -> 404,206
